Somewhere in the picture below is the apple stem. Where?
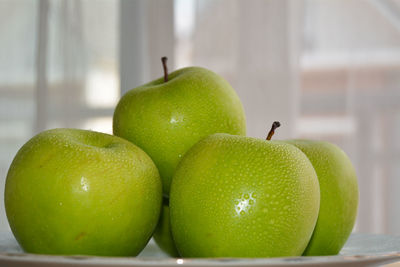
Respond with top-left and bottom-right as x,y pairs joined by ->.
266,121 -> 281,140
162,56 -> 168,82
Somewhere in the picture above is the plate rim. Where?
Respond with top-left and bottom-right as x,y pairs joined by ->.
0,251 -> 400,266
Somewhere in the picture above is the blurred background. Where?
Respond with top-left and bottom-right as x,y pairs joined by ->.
1,0 -> 400,236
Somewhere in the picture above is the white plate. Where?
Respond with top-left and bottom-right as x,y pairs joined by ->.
0,231 -> 399,267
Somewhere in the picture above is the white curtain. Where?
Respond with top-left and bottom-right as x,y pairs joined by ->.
1,0 -> 400,236
300,0 -> 400,234
0,0 -> 119,231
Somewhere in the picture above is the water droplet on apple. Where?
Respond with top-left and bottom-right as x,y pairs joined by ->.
80,177 -> 89,192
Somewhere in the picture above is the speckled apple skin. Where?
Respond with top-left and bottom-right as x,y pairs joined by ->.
5,128 -> 162,256
113,67 -> 246,196
285,140 -> 359,256
153,202 -> 180,257
169,134 -> 320,258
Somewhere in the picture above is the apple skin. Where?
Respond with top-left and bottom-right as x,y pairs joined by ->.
169,133 -> 320,257
113,67 -> 246,196
5,128 -> 162,256
153,201 -> 180,257
285,140 -> 359,256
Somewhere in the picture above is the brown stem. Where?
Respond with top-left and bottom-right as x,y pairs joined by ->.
266,121 -> 281,140
161,56 -> 168,82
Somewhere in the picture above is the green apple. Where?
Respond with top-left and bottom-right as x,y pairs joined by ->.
285,140 -> 359,256
5,128 -> 162,256
113,57 -> 246,196
169,124 -> 320,257
153,199 -> 179,257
